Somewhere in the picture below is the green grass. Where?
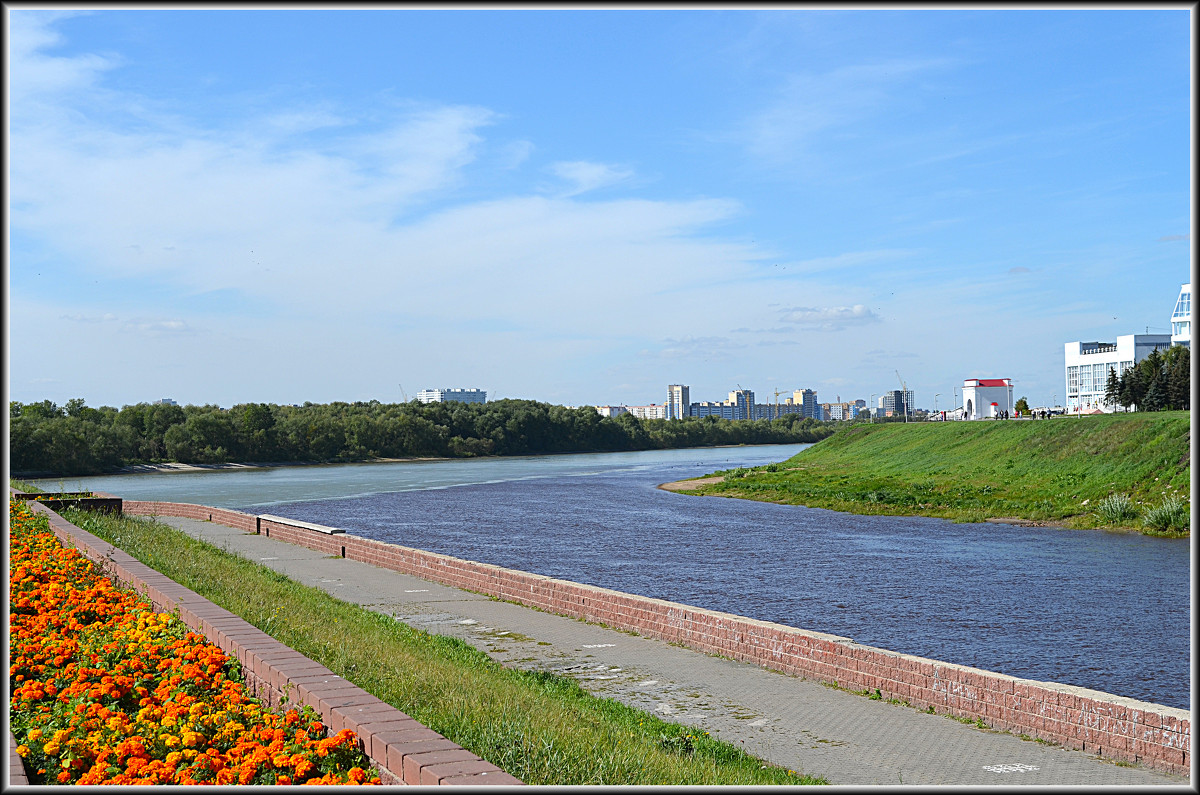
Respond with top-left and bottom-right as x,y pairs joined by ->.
55,507 -> 825,785
685,413 -> 1191,534
9,478 -> 44,493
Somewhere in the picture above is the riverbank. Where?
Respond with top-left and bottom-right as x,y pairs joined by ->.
112,457 -> 452,475
664,412 -> 1191,535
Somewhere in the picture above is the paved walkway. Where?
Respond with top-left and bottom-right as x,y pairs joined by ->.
156,516 -> 1189,787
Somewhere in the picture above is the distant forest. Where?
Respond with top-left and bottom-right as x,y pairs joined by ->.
9,398 -> 838,477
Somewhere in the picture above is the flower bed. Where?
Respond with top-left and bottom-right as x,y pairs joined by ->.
8,499 -> 381,785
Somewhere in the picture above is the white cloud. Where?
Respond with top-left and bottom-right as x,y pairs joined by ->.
500,139 -> 535,169
737,58 -> 955,167
548,160 -> 635,196
778,304 -> 881,331
646,336 -> 744,360
60,312 -> 192,336
7,11 -> 115,105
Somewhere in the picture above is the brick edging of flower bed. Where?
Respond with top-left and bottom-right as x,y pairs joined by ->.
8,731 -> 30,786
13,497 -> 522,787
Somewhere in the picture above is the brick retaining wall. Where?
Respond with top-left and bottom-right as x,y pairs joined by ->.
11,497 -> 521,786
120,500 -> 1191,777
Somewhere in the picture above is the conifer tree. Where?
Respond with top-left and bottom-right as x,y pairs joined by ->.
1103,367 -> 1122,410
1166,346 -> 1190,410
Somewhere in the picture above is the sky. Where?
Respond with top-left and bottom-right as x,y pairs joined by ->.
6,6 -> 1193,412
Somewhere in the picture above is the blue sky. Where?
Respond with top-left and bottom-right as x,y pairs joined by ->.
7,7 -> 1192,411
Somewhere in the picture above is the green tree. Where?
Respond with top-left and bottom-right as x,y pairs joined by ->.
1165,345 -> 1190,410
1142,376 -> 1167,412
1103,367 -> 1122,411
1015,396 -> 1030,415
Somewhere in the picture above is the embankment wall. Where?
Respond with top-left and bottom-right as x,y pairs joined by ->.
122,500 -> 1191,777
12,496 -> 521,786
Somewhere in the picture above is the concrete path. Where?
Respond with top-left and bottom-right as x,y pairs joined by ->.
155,516 -> 1189,787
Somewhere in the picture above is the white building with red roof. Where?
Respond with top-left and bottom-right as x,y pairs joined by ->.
962,378 -> 1013,420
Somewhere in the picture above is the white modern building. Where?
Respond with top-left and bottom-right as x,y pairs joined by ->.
594,405 -> 629,418
416,388 -> 487,404
1171,282 -> 1191,347
666,385 -> 690,420
1063,335 -> 1170,412
962,378 -> 1013,420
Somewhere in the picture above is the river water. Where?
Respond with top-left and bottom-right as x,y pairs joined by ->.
44,444 -> 1191,709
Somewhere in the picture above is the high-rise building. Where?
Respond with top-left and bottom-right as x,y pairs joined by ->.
790,389 -> 819,419
667,385 -> 690,419
416,388 -> 487,404
878,390 -> 914,417
728,389 -> 754,420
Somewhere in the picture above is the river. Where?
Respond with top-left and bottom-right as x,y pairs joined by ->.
39,444 -> 1191,710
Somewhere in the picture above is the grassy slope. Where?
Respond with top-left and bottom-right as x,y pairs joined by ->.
54,507 -> 824,785
687,412 -> 1191,532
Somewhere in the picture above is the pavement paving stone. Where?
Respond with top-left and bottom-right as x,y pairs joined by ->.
154,515 -> 1190,787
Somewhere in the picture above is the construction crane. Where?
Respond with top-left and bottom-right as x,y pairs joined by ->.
773,388 -> 786,420
398,384 -> 409,402
895,370 -> 909,422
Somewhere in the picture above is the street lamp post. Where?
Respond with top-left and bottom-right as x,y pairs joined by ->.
934,393 -> 940,415
869,394 -> 875,423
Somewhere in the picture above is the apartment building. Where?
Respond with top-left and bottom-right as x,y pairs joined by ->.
666,385 -> 690,420
416,388 -> 488,404
877,390 -> 914,417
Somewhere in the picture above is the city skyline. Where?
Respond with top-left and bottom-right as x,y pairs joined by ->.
7,8 -> 1191,411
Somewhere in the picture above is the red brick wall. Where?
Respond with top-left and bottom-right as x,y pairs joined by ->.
19,499 -> 521,786
121,500 -> 1191,776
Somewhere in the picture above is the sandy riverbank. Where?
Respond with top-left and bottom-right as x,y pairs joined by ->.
657,476 -> 724,491
113,457 -> 451,475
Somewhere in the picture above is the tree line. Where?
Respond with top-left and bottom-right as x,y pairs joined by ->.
9,398 -> 838,477
1104,344 -> 1190,412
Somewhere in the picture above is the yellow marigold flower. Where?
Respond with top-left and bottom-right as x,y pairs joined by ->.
16,745 -> 29,757
160,735 -> 179,748
165,751 -> 182,766
42,741 -> 61,756
182,731 -> 203,748
27,729 -> 42,742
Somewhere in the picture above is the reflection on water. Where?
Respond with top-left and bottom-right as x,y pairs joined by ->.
50,444 -> 1190,709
